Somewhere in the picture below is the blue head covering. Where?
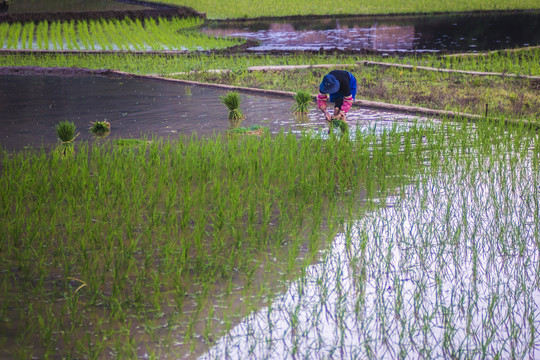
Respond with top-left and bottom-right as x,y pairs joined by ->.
319,74 -> 340,94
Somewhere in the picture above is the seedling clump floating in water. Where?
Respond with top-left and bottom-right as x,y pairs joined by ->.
89,120 -> 111,138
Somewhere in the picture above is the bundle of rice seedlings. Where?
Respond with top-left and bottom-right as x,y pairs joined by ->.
90,120 -> 111,138
291,90 -> 312,114
220,92 -> 244,121
55,120 -> 78,156
330,118 -> 348,133
56,120 -> 77,143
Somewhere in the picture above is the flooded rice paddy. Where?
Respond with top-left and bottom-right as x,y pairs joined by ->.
2,70 -> 540,359
202,124 -> 540,359
203,11 -> 540,52
0,74 -> 428,152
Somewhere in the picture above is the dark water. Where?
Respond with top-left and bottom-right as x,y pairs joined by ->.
0,74 -> 428,152
203,11 -> 540,52
1,0 -> 150,13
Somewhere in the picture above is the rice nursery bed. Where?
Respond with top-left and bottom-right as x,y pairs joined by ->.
2,118 -> 540,359
0,17 -> 242,51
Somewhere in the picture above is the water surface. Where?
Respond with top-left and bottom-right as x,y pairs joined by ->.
203,11 -> 540,52
0,74 -> 428,152
202,135 -> 540,359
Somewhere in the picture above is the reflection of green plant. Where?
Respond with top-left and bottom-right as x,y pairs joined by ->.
220,92 -> 245,121
89,120 -> 111,138
55,121 -> 78,156
292,90 -> 312,114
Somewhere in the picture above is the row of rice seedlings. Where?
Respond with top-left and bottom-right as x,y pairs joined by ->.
76,19 -> 92,50
0,17 -> 240,51
35,21 -> 48,49
157,0 -> 540,19
0,122 -> 443,358
19,21 -> 34,50
49,20 -> 62,50
62,20 -> 78,51
382,47 -> 540,77
446,48 -> 540,76
202,118 -> 540,359
0,22 -> 8,47
4,22 -> 22,49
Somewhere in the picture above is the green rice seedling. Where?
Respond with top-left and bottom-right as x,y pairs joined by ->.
220,91 -> 245,122
89,120 -> 111,138
291,90 -> 312,114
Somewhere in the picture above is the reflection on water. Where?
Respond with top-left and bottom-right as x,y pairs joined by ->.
202,139 -> 540,359
203,12 -> 540,52
0,74 -> 428,152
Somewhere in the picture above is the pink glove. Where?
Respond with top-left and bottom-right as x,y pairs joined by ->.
340,95 -> 353,115
317,94 -> 328,111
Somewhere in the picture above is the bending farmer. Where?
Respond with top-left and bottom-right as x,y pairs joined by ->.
317,70 -> 357,122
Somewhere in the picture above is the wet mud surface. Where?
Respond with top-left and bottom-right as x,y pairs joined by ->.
0,73 -> 430,152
